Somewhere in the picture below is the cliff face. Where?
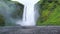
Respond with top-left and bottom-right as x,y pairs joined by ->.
37,0 -> 60,26
0,0 -> 24,26
0,0 -> 60,26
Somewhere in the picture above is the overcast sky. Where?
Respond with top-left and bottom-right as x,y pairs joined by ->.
11,0 -> 40,5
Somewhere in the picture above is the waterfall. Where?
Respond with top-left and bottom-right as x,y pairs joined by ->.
11,0 -> 40,26
22,4 -> 35,26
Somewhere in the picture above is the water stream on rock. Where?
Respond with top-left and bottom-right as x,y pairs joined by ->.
11,0 -> 40,26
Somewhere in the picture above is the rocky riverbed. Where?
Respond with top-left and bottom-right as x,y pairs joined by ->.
0,26 -> 60,34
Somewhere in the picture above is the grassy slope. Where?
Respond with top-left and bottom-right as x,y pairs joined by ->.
37,0 -> 60,26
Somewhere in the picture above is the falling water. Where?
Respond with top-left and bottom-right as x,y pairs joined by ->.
11,0 -> 40,26
22,4 -> 35,26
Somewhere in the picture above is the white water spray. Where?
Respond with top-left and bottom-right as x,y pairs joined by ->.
11,0 -> 40,26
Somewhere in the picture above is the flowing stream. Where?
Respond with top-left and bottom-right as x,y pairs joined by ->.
11,0 -> 40,26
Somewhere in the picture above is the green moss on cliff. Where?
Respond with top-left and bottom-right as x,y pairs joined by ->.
0,15 -> 5,26
37,0 -> 60,26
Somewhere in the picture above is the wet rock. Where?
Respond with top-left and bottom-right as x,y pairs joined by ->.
1,26 -> 60,34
